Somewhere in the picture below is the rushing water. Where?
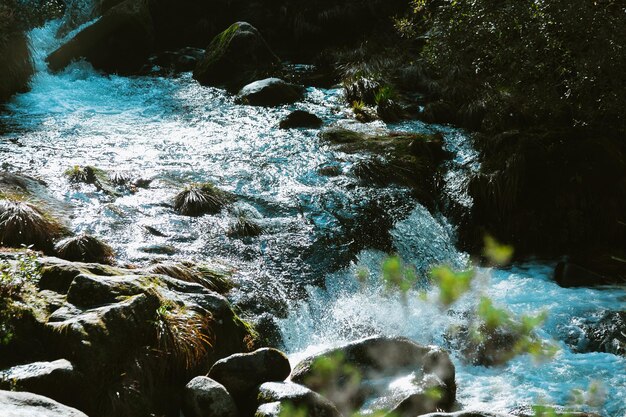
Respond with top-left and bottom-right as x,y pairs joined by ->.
0,18 -> 624,417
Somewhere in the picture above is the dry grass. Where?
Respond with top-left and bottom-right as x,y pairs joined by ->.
0,197 -> 66,252
54,234 -> 115,264
173,182 -> 232,216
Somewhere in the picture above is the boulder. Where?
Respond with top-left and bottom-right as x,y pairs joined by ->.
0,359 -> 84,409
0,390 -> 88,417
183,376 -> 238,417
291,336 -> 455,415
237,78 -> 305,107
57,0 -> 126,37
279,110 -> 323,129
193,22 -> 280,89
256,382 -> 341,417
209,348 -> 291,398
554,262 -> 611,288
46,0 -> 155,74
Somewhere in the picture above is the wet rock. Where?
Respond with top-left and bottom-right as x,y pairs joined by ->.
38,257 -> 129,294
564,310 -> 626,357
193,22 -> 280,90
64,165 -> 120,196
291,336 -> 455,415
317,165 -> 342,177
280,110 -> 323,129
237,78 -> 305,107
54,234 -> 115,265
209,348 -> 291,399
147,47 -> 205,74
0,359 -> 84,409
319,127 -> 450,201
183,376 -> 238,417
46,0 -> 155,74
0,390 -> 88,417
377,99 -> 403,123
138,244 -> 177,255
256,382 -> 341,417
252,313 -> 284,348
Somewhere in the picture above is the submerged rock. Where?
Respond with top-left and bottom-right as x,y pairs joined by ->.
237,78 -> 305,107
280,110 -> 323,129
291,336 -> 456,416
146,47 -> 205,74
183,376 -> 238,417
46,0 -> 155,74
0,390 -> 88,417
193,22 -> 280,89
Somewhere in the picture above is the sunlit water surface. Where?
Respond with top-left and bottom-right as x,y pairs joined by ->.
0,19 -> 624,417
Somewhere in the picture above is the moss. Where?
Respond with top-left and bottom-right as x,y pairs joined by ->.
203,22 -> 240,66
147,261 -> 236,295
64,165 -> 119,196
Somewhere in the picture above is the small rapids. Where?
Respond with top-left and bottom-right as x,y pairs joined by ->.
0,18 -> 624,417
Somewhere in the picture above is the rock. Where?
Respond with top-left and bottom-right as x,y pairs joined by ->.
377,99 -> 403,123
256,382 -> 341,417
193,22 -> 280,89
291,336 -> 455,415
147,46 -> 205,74
554,262 -> 609,288
280,110 -> 323,129
209,348 -> 291,399
183,376 -> 238,417
0,390 -> 88,417
0,359 -> 84,409
46,0 -> 155,74
564,310 -> 626,357
237,78 -> 305,107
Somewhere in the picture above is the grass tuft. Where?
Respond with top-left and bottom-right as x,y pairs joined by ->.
54,234 -> 115,264
173,182 -> 233,216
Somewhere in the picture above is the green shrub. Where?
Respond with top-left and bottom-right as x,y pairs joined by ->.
401,0 -> 626,133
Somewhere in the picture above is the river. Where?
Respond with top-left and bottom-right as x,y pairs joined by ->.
0,18 -> 624,417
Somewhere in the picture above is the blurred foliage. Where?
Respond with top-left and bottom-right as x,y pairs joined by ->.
398,0 -> 626,133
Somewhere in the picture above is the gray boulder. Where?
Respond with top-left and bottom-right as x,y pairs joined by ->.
0,359 -> 83,409
291,336 -> 456,416
209,348 -> 291,398
237,78 -> 305,107
183,376 -> 238,417
0,390 -> 88,417
193,22 -> 280,89
256,382 -> 341,417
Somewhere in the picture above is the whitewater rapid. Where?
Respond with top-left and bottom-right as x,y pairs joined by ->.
0,18 -> 624,417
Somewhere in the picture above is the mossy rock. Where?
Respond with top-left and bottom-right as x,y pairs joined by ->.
193,22 -> 280,90
64,165 -> 119,196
